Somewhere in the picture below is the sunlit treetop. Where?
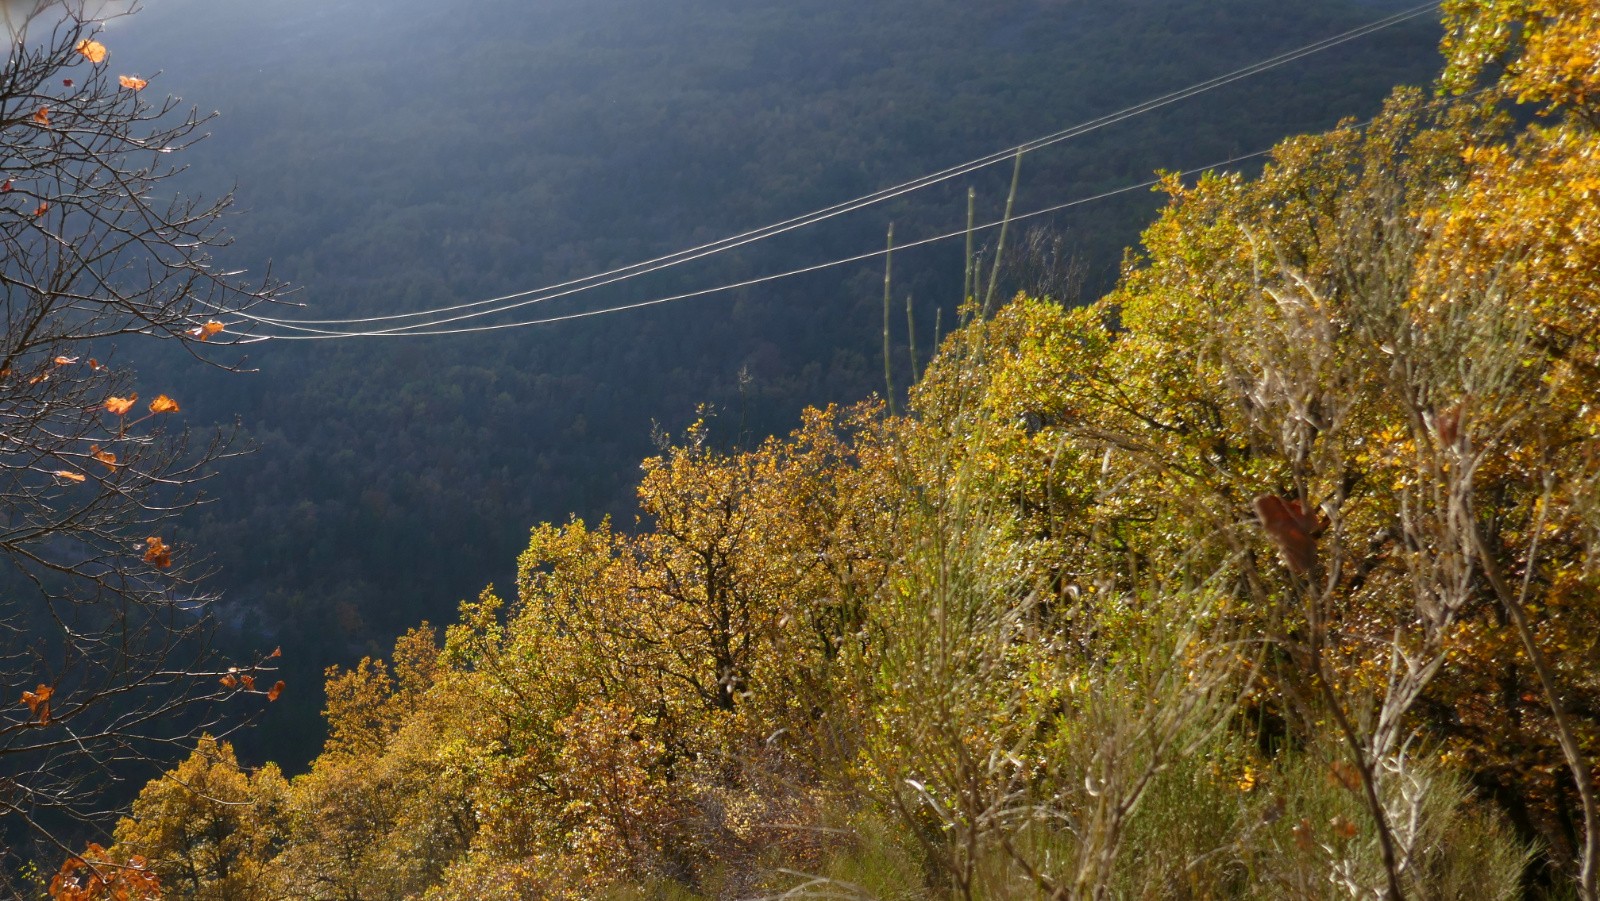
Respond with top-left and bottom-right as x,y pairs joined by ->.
1442,0 -> 1600,120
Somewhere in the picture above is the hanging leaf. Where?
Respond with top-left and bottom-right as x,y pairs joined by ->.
147,395 -> 179,415
104,394 -> 137,416
266,681 -> 285,702
74,39 -> 107,64
53,470 -> 86,483
1,179 -> 12,193
32,107 -> 50,126
53,356 -> 78,366
142,537 -> 172,569
32,202 -> 48,218
220,673 -> 237,689
188,321 -> 227,341
20,684 -> 52,724
117,75 -> 147,92
89,445 -> 117,470
240,674 -> 256,692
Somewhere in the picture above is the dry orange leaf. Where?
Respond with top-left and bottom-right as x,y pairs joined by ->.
53,356 -> 78,365
54,470 -> 86,482
31,202 -> 48,218
147,395 -> 179,415
240,674 -> 256,692
267,681 -> 285,702
268,646 -> 282,659
190,321 -> 226,341
1328,759 -> 1362,793
117,75 -> 147,92
220,673 -> 237,689
142,536 -> 172,568
32,106 -> 49,126
89,445 -> 117,469
104,394 -> 137,416
21,684 -> 52,724
1330,815 -> 1358,840
75,39 -> 107,64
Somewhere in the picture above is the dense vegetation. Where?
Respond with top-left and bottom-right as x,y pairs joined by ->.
41,1 -> 1600,897
87,0 -> 1444,768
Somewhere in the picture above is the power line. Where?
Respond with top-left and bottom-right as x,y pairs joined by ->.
241,148 -> 1273,341
236,1 -> 1440,339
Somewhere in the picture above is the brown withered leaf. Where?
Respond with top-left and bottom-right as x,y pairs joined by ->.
1292,818 -> 1315,851
1253,495 -> 1325,574
266,681 -> 285,702
1436,400 -> 1466,448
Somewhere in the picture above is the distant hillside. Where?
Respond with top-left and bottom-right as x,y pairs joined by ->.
107,0 -> 1440,766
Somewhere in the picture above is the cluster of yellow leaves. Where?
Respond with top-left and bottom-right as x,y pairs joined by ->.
110,736 -> 288,901
1443,0 -> 1600,116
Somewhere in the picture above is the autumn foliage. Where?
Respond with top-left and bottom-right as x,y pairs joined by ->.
102,2 -> 1600,898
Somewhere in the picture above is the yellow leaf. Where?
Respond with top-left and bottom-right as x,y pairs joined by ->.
74,39 -> 107,64
148,395 -> 179,414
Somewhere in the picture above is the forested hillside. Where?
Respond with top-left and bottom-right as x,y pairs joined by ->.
58,1 -> 1600,897
62,0 -> 1600,896
87,0 -> 1445,769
